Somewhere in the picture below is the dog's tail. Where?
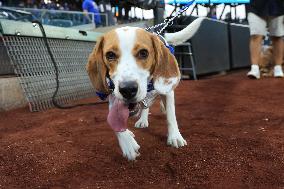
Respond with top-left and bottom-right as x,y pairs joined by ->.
164,17 -> 205,46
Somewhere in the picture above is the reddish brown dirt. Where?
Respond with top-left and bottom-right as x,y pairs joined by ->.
0,71 -> 284,189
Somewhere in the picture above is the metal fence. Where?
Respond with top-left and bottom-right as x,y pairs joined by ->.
0,19 -> 102,111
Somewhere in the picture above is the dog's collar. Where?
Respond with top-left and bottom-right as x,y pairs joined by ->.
95,75 -> 114,101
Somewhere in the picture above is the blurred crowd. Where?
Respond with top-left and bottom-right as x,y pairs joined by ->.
1,0 -> 142,26
16,0 -> 82,11
1,0 -> 131,12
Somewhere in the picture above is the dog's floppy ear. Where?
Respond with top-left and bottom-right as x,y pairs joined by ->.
151,34 -> 180,95
86,36 -> 109,94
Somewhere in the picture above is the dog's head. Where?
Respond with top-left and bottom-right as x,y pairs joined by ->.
86,27 -> 180,103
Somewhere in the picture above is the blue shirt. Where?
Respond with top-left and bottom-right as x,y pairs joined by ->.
82,0 -> 101,25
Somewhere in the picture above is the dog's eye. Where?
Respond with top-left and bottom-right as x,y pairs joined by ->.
137,49 -> 149,59
106,51 -> 117,61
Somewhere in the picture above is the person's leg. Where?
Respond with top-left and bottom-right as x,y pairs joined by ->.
269,15 -> 284,77
247,13 -> 267,79
271,36 -> 283,66
271,37 -> 284,77
250,35 -> 263,65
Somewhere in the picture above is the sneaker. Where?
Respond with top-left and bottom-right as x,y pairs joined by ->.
247,65 -> 260,79
273,65 -> 284,78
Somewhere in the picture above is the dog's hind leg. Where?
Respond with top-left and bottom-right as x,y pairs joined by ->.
135,108 -> 149,128
161,91 -> 187,148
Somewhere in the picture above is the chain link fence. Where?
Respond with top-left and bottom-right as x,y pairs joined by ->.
2,35 -> 97,111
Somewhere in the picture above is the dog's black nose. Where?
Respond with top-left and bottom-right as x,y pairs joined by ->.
119,81 -> 138,100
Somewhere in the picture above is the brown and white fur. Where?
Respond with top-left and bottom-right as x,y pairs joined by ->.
86,18 -> 204,160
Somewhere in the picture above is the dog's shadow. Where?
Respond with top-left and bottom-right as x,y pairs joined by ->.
130,114 -> 168,143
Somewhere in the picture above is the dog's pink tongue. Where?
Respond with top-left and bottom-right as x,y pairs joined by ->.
107,98 -> 129,132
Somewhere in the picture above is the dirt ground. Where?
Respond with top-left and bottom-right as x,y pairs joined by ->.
0,71 -> 284,189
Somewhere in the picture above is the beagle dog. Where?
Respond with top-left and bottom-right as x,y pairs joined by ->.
87,17 -> 204,161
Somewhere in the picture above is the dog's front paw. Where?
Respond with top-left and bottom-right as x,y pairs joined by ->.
116,129 -> 140,161
167,130 -> 187,148
134,118 -> 149,128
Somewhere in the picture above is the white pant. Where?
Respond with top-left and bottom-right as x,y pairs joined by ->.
247,12 -> 284,37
